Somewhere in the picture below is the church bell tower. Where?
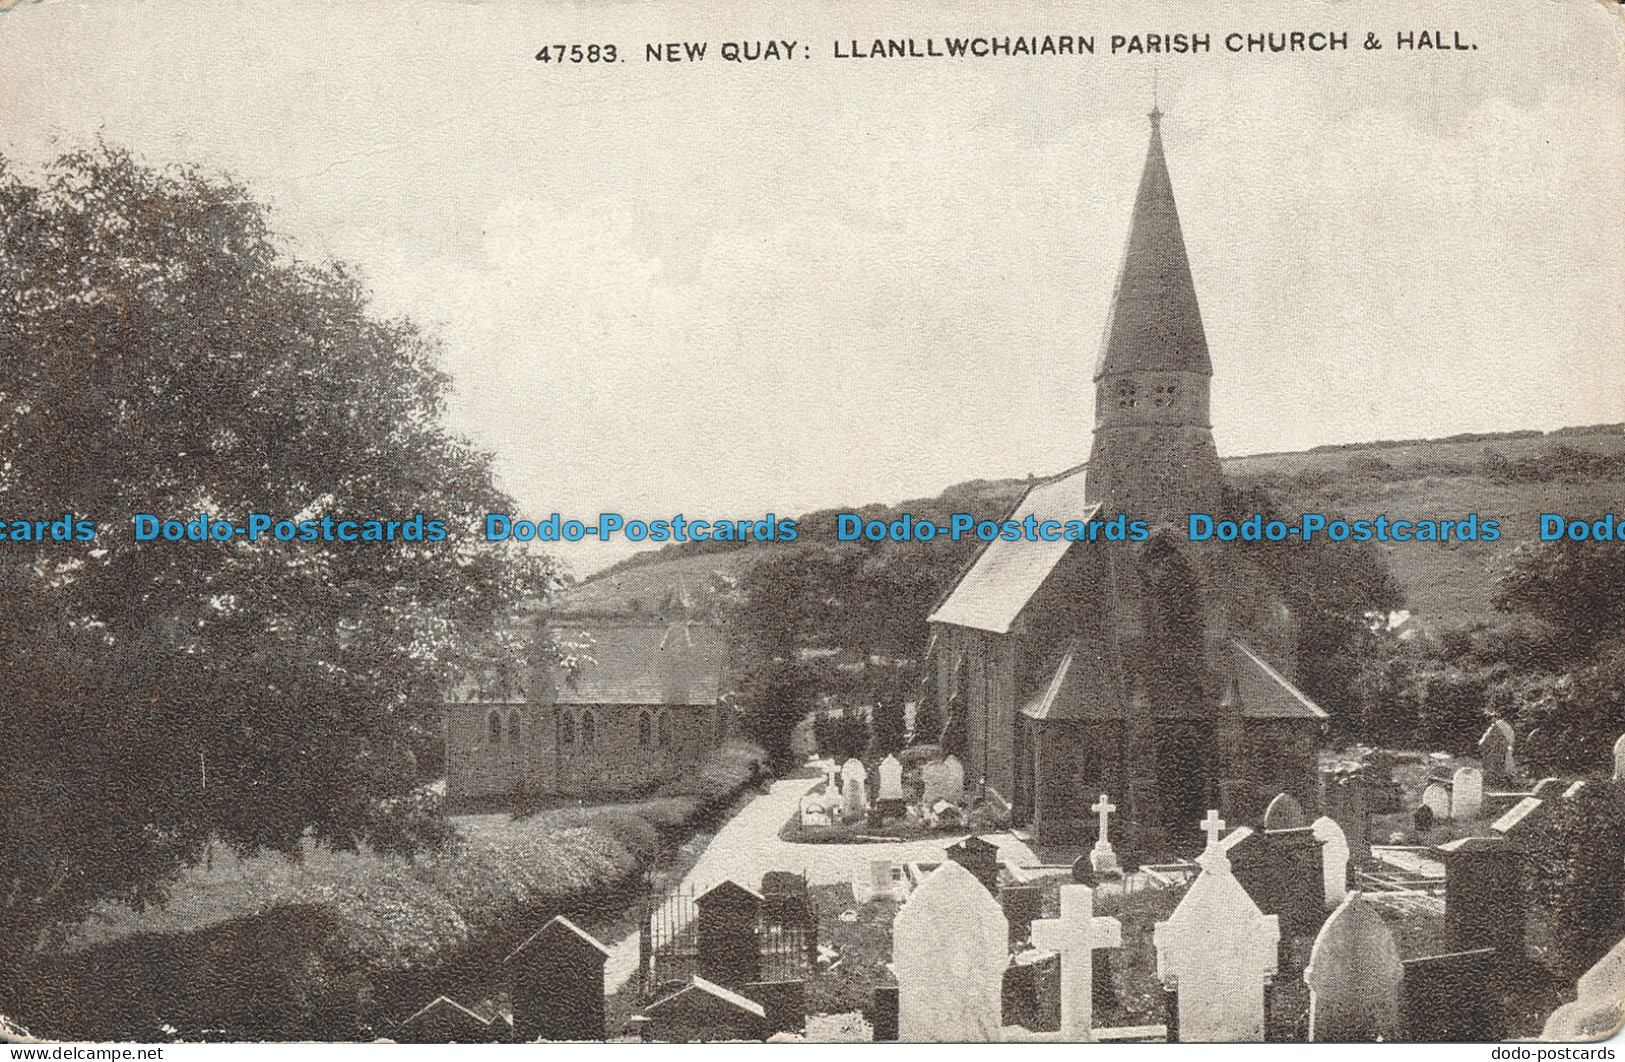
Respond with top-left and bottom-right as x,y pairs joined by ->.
1085,108 -> 1224,525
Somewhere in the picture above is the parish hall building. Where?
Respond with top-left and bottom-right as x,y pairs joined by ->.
925,109 -> 1327,848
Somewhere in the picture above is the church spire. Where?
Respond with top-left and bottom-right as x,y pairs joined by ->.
1085,111 -> 1223,524
1095,109 -> 1210,380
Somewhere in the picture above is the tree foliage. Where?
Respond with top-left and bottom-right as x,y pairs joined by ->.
0,146 -> 550,998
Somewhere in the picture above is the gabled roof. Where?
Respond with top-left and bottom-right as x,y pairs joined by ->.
1234,640 -> 1328,720
696,879 -> 764,906
1096,111 -> 1211,380
1019,632 -> 1127,722
504,914 -> 612,965
398,996 -> 495,1030
927,468 -> 1098,634
545,621 -> 725,706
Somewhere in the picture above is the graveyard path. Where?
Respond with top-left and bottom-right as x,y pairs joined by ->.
601,771 -> 1042,994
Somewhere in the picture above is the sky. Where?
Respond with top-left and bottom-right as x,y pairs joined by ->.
3,0 -> 1622,574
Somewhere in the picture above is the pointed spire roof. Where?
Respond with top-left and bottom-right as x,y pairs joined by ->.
1095,110 -> 1211,380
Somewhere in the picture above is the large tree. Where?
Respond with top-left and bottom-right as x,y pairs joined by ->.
0,146 -> 551,1002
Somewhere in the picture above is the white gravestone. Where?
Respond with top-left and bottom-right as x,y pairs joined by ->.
878,754 -> 905,800
1154,811 -> 1280,1043
855,858 -> 895,903
1451,766 -> 1483,820
1303,891 -> 1404,1041
842,758 -> 868,790
1614,733 -> 1625,782
1090,794 -> 1121,875
893,860 -> 1007,1041
942,755 -> 965,802
1480,720 -> 1515,789
1311,816 -> 1351,908
800,794 -> 831,828
1031,884 -> 1121,1040
1421,781 -> 1452,819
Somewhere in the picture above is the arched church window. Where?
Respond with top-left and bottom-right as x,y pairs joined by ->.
657,710 -> 673,748
488,710 -> 502,745
509,710 -> 522,744
639,711 -> 652,747
581,711 -> 598,751
559,711 -> 575,747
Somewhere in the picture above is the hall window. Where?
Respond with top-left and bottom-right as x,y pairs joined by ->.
581,711 -> 598,751
559,711 -> 575,747
488,710 -> 502,745
657,710 -> 673,749
508,710 -> 522,744
639,711 -> 652,747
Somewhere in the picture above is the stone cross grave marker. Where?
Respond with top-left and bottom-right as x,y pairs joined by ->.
1422,781 -> 1452,820
1089,794 -> 1121,874
893,860 -> 1008,1041
1452,766 -> 1483,820
1263,791 -> 1306,832
878,754 -> 905,800
1303,891 -> 1403,1041
1030,884 -> 1122,1040
842,758 -> 869,820
1155,811 -> 1280,1042
1480,720 -> 1515,789
1311,816 -> 1350,908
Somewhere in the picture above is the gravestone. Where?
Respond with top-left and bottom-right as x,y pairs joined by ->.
1263,792 -> 1307,832
842,765 -> 869,821
1540,933 -> 1625,1041
946,834 -> 1001,894
1490,796 -> 1545,839
1303,892 -> 1403,1041
505,915 -> 611,1042
1480,720 -> 1515,789
1435,836 -> 1523,958
1000,884 -> 1043,945
396,996 -> 502,1044
1230,820 -> 1327,941
1310,816 -> 1350,908
1324,773 -> 1371,862
864,859 -> 897,903
878,754 -> 905,800
1452,767 -> 1483,820
1031,883 -> 1122,1040
1090,794 -> 1121,874
921,760 -> 954,804
641,976 -> 770,1042
1154,812 -> 1280,1042
871,985 -> 899,1042
741,979 -> 805,1035
893,860 -> 1008,1041
1615,734 -> 1625,782
1401,949 -> 1505,1041
799,793 -> 832,828
1421,781 -> 1452,819
696,880 -> 763,987
842,758 -> 868,795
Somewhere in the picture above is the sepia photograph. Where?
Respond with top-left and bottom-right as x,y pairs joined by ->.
1,0 -> 1623,1046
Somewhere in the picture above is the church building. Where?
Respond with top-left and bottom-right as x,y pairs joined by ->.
925,109 -> 1326,849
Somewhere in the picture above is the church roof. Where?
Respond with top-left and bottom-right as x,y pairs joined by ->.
1234,640 -> 1328,720
1019,632 -> 1126,721
544,621 -> 725,706
926,467 -> 1099,635
1095,111 -> 1211,380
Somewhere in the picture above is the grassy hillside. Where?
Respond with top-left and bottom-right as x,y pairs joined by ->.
559,425 -> 1625,634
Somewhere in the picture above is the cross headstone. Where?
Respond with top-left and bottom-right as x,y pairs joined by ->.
505,915 -> 611,1042
1155,812 -> 1280,1042
878,754 -> 905,800
1303,892 -> 1403,1041
1031,884 -> 1122,1040
1480,720 -> 1515,789
1452,766 -> 1483,820
1311,816 -> 1350,908
893,860 -> 1008,1041
1263,792 -> 1307,832
1421,781 -> 1451,820
695,880 -> 763,988
1088,793 -> 1121,874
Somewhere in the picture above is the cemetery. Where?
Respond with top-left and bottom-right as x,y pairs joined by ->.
354,720 -> 1625,1042
780,752 -> 1011,842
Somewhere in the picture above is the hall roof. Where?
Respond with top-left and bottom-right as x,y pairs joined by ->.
542,621 -> 725,706
926,466 -> 1098,635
